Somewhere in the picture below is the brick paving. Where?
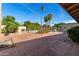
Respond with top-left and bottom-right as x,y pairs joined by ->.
0,32 -> 79,56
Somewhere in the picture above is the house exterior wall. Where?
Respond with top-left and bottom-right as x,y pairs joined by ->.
18,26 -> 26,33
61,23 -> 79,32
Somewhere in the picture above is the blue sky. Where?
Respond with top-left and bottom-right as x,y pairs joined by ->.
2,3 -> 76,25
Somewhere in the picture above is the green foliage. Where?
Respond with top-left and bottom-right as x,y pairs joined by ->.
5,22 -> 18,33
33,23 -> 41,30
24,21 -> 32,31
2,16 -> 19,33
44,27 -> 50,33
54,23 -> 65,28
44,14 -> 53,26
67,26 -> 79,43
2,16 -> 15,25
24,21 -> 41,31
41,5 -> 44,12
37,30 -> 44,34
52,23 -> 65,31
1,28 -> 7,34
37,27 -> 50,34
43,14 -> 52,33
51,26 -> 56,30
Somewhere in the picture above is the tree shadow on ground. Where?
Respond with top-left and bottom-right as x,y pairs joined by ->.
0,33 -> 76,56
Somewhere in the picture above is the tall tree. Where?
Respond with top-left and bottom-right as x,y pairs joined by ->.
44,14 -> 53,27
40,5 -> 44,26
2,16 -> 19,33
2,16 -> 15,25
24,21 -> 32,31
24,21 -> 41,31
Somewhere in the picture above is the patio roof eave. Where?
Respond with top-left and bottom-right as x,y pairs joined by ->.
60,3 -> 79,23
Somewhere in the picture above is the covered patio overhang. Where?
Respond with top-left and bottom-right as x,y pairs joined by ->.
60,3 -> 79,23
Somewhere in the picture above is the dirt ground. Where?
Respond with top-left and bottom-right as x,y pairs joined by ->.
0,32 -> 79,56
0,32 -> 62,43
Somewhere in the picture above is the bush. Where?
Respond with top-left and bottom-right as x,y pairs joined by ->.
67,26 -> 79,43
2,16 -> 19,33
5,23 -> 18,33
37,27 -> 50,34
24,21 -> 41,31
1,28 -> 7,34
37,27 -> 44,34
1,28 -> 9,35
44,27 -> 50,33
37,30 -> 44,34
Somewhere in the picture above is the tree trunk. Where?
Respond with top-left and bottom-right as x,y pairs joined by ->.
49,21 -> 50,27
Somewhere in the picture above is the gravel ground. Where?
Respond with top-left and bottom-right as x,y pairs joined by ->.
0,32 -> 79,56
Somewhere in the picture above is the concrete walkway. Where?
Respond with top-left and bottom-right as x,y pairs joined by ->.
0,32 -> 79,56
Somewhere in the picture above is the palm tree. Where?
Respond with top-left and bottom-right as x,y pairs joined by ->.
44,15 -> 48,26
40,5 -> 44,26
48,14 -> 52,26
44,13 -> 53,27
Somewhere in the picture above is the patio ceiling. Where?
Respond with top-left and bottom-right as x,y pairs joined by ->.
60,3 -> 79,23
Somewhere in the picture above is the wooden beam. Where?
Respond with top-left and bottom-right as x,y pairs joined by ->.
70,8 -> 79,14
72,12 -> 79,16
60,3 -> 79,23
67,4 -> 78,11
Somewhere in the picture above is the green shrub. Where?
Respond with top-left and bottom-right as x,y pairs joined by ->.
44,27 -> 50,33
1,28 -> 7,34
37,28 -> 44,34
67,26 -> 79,43
37,30 -> 44,34
2,16 -> 19,33
37,27 -> 50,34
1,28 -> 9,35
